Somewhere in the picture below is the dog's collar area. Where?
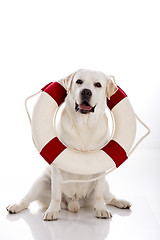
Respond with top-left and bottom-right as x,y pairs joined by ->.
75,102 -> 96,114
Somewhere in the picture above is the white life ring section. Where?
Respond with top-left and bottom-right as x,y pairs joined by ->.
31,81 -> 136,175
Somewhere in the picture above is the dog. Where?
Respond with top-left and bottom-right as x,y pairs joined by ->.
7,69 -> 131,220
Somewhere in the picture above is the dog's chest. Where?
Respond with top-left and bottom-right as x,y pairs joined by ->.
56,108 -> 109,151
55,106 -> 109,199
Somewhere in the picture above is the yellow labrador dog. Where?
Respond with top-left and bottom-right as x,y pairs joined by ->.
7,69 -> 131,220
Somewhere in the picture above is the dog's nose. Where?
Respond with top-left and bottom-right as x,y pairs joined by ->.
81,89 -> 92,99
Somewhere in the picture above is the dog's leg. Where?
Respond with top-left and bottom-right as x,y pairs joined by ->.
94,177 -> 112,219
43,165 -> 62,221
103,180 -> 131,209
6,174 -> 50,214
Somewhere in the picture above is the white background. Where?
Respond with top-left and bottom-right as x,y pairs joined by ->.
0,0 -> 160,150
0,1 -> 160,240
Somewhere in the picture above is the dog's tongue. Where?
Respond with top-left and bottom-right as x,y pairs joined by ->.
79,103 -> 92,111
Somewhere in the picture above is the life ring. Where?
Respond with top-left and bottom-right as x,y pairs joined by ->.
31,80 -> 137,175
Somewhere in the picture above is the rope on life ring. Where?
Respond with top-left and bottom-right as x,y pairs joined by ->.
25,80 -> 150,183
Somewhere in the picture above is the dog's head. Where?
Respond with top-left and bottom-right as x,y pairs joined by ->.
63,69 -> 117,115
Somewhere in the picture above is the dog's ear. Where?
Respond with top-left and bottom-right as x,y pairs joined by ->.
106,75 -> 118,100
62,72 -> 77,93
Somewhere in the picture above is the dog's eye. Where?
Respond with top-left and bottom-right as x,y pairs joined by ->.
94,82 -> 102,88
76,79 -> 83,84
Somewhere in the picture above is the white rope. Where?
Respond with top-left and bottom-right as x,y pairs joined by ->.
25,90 -> 42,151
55,166 -> 116,184
128,114 -> 150,157
25,90 -> 150,184
25,90 -> 41,124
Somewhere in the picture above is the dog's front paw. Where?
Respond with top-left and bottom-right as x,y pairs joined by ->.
43,209 -> 59,221
110,198 -> 132,209
6,203 -> 27,214
96,209 -> 112,219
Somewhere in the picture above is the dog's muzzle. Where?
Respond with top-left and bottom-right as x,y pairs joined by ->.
75,101 -> 96,114
75,88 -> 96,114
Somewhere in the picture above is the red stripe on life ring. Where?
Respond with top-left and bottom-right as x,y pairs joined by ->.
40,137 -> 67,165
107,86 -> 127,110
41,82 -> 53,91
42,82 -> 67,106
101,140 -> 128,167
